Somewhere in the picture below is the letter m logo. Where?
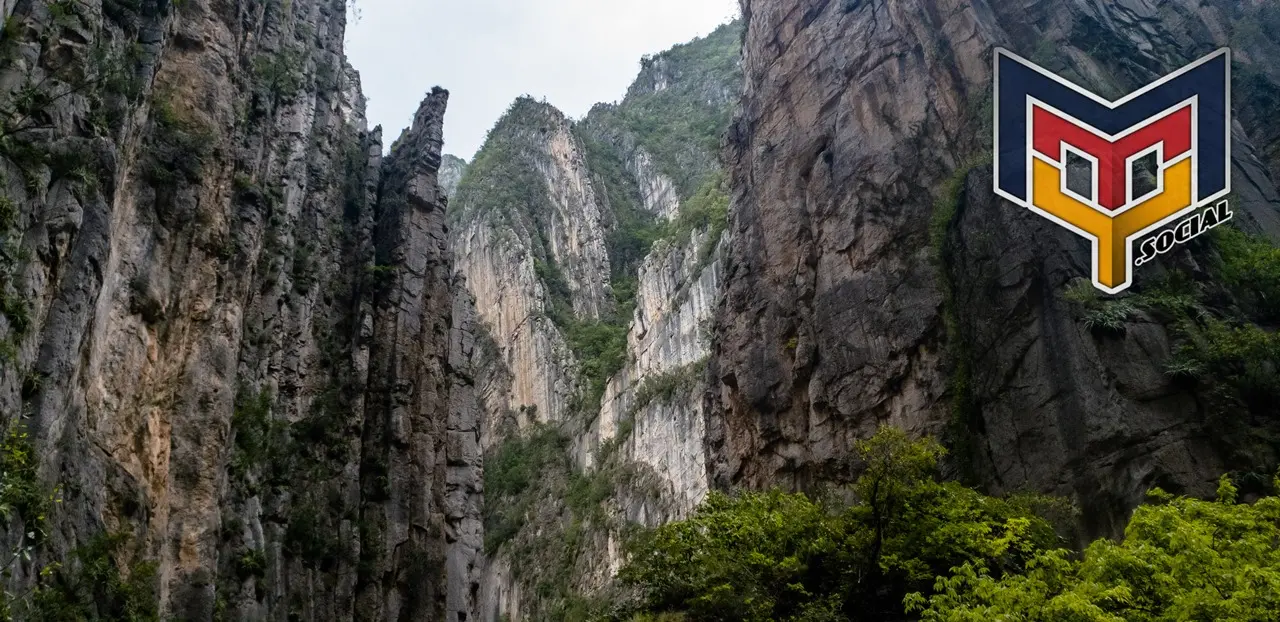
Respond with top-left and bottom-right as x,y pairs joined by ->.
993,48 -> 1231,294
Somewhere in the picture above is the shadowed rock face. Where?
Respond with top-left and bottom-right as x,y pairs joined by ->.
0,0 -> 478,618
708,0 -> 1280,538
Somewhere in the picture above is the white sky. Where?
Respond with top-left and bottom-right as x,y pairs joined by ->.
344,0 -> 741,161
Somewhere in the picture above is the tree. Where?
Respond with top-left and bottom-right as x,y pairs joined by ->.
618,426 -> 1067,621
907,475 -> 1280,622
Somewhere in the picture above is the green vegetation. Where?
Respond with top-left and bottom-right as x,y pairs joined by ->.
0,424 -> 54,619
1105,227 -> 1280,417
0,187 -> 28,362
564,320 -> 629,413
611,22 -> 742,197
565,469 -> 614,522
1063,281 -> 1137,335
619,426 -> 1280,622
575,127 -> 662,283
0,7 -> 142,144
1167,317 -> 1280,412
451,97 -> 558,226
481,422 -> 632,621
929,156 -> 992,483
144,91 -> 215,191
565,133 -> 726,412
929,156 -> 991,261
1,424 -> 158,620
629,358 -> 708,416
1053,224 -> 1280,467
228,386 -> 285,488
282,501 -> 343,568
658,171 -> 729,266
530,238 -> 630,413
1214,225 -> 1280,320
619,427 -> 1068,621
225,383 -> 354,567
232,549 -> 266,581
291,240 -> 317,293
340,134 -> 371,221
451,100 -> 643,410
252,47 -> 306,102
27,532 -> 160,622
0,426 -> 51,539
484,424 -> 572,552
455,21 -> 738,417
560,119 -> 728,414
908,476 -> 1280,621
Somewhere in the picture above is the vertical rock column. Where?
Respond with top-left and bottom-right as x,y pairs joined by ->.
355,87 -> 455,621
447,283 -> 485,622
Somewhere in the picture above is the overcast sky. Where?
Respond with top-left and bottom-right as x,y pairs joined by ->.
344,0 -> 740,161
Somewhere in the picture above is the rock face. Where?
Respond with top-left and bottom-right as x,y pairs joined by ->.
577,229 -> 724,513
15,0 -> 1277,619
453,23 -> 742,621
450,99 -> 618,436
439,154 -> 467,201
0,0 -> 478,619
447,283 -> 489,621
708,0 -> 1280,539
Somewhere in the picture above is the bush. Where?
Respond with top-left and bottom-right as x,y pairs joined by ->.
629,358 -> 707,415
28,532 -> 160,622
623,427 -> 1280,622
0,425 -> 50,538
1167,317 -> 1280,411
144,94 -> 214,189
1063,277 -> 1137,335
533,256 -> 574,326
1082,300 -> 1136,334
565,471 -> 613,518
659,171 -> 729,265
253,49 -> 305,101
564,320 -> 629,412
283,503 -> 341,567
1214,226 -> 1280,321
483,424 -> 571,552
228,386 -> 289,490
232,549 -> 266,580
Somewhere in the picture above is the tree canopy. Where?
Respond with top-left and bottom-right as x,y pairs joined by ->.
616,426 -> 1280,622
908,475 -> 1280,622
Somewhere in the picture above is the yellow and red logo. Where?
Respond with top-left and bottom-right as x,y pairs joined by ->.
994,48 -> 1233,294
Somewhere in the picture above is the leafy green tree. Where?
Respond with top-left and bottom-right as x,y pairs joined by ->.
907,475 -> 1280,622
619,426 -> 1067,621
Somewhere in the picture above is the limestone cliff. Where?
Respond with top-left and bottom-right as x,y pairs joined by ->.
453,22 -> 742,622
709,0 -> 1280,540
0,0 -> 478,619
439,154 -> 466,201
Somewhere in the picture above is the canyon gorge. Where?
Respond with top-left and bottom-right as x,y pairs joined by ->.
0,0 -> 1278,620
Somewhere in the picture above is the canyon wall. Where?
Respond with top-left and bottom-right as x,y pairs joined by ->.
449,23 -> 741,621
6,1 -> 1279,620
709,0 -> 1280,539
0,0 -> 478,619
